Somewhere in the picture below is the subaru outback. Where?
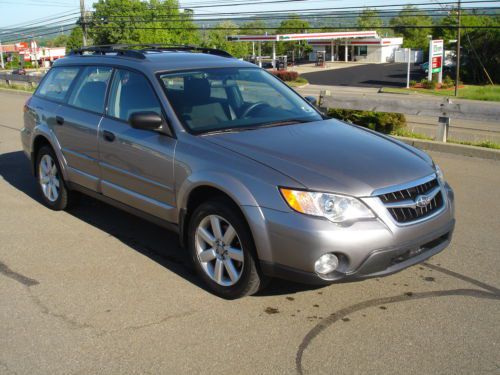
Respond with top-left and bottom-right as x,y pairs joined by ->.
21,45 -> 455,298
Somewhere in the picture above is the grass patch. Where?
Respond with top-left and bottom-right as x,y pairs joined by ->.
391,128 -> 433,140
381,85 -> 500,102
391,128 -> 500,149
448,139 -> 500,150
286,77 -> 309,87
0,82 -> 35,92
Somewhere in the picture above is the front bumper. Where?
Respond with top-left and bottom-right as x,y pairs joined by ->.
246,183 -> 455,285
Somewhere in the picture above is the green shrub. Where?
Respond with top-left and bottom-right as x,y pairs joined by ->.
409,80 -> 417,88
441,75 -> 454,89
327,108 -> 406,134
421,78 -> 437,90
269,70 -> 299,81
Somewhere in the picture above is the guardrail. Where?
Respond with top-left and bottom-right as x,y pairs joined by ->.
0,72 -> 43,87
318,90 -> 500,142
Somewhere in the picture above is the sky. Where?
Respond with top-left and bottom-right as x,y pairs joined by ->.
0,0 -> 497,30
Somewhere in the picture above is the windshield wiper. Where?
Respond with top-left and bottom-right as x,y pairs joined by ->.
200,119 -> 311,135
257,119 -> 310,128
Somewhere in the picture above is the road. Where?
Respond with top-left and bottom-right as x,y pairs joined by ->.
0,90 -> 499,375
301,63 -> 426,88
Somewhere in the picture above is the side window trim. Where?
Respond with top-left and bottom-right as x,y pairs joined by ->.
103,68 -> 117,116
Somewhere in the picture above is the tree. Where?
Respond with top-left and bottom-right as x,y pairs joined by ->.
89,0 -> 199,46
204,21 -> 248,57
357,8 -> 384,35
66,27 -> 84,51
45,34 -> 68,47
277,16 -> 310,58
239,20 -> 268,56
390,6 -> 433,49
434,11 -> 499,83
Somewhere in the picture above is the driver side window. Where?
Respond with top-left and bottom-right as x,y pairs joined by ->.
107,69 -> 162,122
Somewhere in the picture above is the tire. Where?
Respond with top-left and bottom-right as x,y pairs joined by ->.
187,198 -> 266,299
36,145 -> 76,211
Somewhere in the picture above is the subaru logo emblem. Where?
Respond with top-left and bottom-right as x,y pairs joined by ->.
415,195 -> 431,208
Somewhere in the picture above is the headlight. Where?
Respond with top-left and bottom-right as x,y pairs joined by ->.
280,188 -> 375,223
435,164 -> 445,185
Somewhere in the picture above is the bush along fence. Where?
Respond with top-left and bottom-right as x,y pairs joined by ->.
269,70 -> 299,82
318,89 -> 500,143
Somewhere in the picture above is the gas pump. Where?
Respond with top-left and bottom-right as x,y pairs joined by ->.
316,51 -> 325,67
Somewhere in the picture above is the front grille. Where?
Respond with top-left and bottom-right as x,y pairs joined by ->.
379,178 -> 444,223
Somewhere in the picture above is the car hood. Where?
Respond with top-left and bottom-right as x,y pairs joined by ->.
202,119 -> 435,197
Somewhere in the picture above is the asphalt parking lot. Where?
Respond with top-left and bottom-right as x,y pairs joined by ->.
0,90 -> 499,374
301,63 -> 426,88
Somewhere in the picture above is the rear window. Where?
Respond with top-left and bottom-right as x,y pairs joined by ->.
36,67 -> 80,102
67,66 -> 113,114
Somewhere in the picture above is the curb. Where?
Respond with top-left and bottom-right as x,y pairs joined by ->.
0,87 -> 33,96
395,136 -> 500,161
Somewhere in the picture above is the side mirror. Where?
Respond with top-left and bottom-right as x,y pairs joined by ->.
304,96 -> 317,106
129,111 -> 163,131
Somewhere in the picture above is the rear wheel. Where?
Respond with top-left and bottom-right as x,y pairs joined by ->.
188,198 -> 265,299
36,145 -> 75,210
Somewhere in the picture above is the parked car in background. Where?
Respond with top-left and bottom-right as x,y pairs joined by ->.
12,68 -> 27,75
21,45 -> 455,298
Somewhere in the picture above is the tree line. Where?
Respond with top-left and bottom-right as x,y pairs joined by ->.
43,1 -> 499,83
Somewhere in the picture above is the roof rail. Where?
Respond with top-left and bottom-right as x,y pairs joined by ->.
69,44 -> 233,59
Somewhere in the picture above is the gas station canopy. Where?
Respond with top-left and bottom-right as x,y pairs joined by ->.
227,31 -> 378,42
227,31 -> 404,66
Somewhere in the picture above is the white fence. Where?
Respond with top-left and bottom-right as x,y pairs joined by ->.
394,49 -> 423,64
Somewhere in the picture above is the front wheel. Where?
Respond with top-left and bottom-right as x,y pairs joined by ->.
188,199 -> 266,299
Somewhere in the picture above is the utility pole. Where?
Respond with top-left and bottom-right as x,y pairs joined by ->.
80,0 -> 87,47
454,0 -> 461,97
0,39 -> 4,70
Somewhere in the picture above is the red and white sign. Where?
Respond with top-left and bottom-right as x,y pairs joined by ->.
432,55 -> 442,69
428,39 -> 444,80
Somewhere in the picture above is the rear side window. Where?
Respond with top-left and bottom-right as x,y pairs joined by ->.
68,66 -> 113,114
108,69 -> 162,122
36,67 -> 80,102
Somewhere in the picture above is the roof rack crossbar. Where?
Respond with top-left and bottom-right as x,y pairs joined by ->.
69,44 -> 233,59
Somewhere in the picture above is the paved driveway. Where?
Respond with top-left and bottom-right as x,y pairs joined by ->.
301,63 -> 426,88
0,90 -> 499,374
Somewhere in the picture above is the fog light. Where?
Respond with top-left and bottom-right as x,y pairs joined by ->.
314,253 -> 339,275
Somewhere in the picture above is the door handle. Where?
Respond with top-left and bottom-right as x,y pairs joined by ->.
55,116 -> 64,125
103,130 -> 116,142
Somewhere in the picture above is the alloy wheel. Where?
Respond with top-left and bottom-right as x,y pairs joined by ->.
194,214 -> 244,286
39,154 -> 60,202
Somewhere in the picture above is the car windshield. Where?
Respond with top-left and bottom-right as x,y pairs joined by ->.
158,67 -> 322,134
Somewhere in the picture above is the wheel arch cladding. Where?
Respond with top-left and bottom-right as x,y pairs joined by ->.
32,135 -> 52,177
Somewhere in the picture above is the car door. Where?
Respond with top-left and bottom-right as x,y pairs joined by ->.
53,65 -> 113,191
98,68 -> 177,223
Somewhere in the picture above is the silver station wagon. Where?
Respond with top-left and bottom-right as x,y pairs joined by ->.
21,45 -> 455,298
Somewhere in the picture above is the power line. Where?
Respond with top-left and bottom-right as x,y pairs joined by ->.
0,9 -> 79,29
87,8 -> 499,24
0,15 -> 79,37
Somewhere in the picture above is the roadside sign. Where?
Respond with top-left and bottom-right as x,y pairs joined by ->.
428,39 -> 444,83
432,55 -> 442,73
